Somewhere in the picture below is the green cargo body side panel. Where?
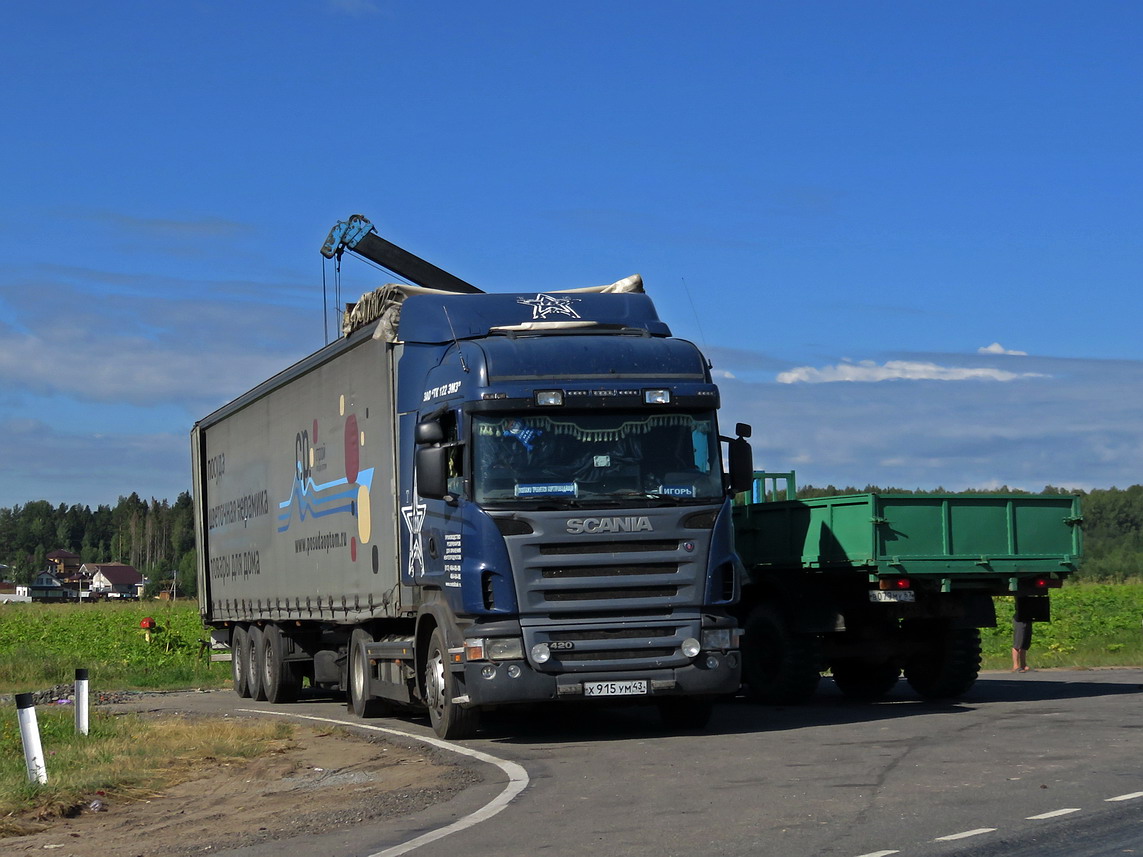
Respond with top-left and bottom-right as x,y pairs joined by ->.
733,493 -> 1082,580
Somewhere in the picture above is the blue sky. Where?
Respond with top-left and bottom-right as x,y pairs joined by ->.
1,1 -> 1140,508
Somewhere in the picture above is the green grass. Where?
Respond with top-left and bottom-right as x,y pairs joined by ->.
981,582 -> 1143,670
0,601 -> 228,693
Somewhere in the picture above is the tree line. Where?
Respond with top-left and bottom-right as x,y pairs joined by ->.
0,492 -> 197,596
0,484 -> 1140,592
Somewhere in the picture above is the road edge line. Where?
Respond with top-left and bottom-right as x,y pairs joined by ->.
236,709 -> 529,857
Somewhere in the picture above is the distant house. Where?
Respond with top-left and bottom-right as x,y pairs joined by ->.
46,549 -> 82,579
84,563 -> 145,599
17,570 -> 69,601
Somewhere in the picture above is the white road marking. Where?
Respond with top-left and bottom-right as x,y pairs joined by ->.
237,709 -> 529,857
933,828 -> 997,842
1106,791 -> 1143,802
1027,808 -> 1082,820
854,851 -> 900,857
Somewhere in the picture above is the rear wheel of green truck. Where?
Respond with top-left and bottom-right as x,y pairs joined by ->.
657,696 -> 714,731
424,627 -> 479,739
261,624 -> 302,704
349,628 -> 387,718
903,625 -> 982,699
247,625 -> 267,701
231,625 -> 251,698
742,604 -> 822,705
830,660 -> 900,701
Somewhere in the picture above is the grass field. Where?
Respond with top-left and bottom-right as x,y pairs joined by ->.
0,600 -> 228,693
1,584 -> 1140,694
981,582 -> 1143,670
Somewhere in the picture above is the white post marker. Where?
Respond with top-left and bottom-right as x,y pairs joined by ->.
75,668 -> 89,735
15,692 -> 48,784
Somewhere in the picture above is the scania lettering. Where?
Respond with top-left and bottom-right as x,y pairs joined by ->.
566,517 -> 654,534
193,215 -> 753,739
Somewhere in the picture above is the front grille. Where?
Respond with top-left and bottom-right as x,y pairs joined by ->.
541,563 -> 676,579
544,586 -> 679,602
571,648 -> 677,661
548,627 -> 674,641
539,540 -> 678,555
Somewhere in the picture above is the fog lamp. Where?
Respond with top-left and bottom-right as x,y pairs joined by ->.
531,642 -> 552,664
681,637 -> 701,658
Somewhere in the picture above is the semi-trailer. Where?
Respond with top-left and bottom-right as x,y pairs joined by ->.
193,215 -> 753,738
732,472 -> 1083,704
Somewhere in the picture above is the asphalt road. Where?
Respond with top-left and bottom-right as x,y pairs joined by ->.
134,668 -> 1143,857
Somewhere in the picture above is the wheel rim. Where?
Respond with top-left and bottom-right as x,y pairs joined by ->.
352,645 -> 367,703
426,647 -> 445,717
263,637 -> 275,689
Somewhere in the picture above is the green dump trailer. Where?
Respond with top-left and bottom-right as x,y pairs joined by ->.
732,473 -> 1083,703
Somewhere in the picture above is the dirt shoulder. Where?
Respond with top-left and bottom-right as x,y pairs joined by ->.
4,718 -> 482,857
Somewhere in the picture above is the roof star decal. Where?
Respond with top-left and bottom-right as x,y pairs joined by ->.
517,293 -> 582,320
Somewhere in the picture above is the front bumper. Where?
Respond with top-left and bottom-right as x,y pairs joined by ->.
460,650 -> 741,707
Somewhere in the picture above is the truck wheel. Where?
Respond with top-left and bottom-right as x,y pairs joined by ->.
247,625 -> 267,701
261,624 -> 302,704
349,628 -> 387,718
742,604 -> 822,705
424,627 -> 479,739
830,660 -> 900,701
231,625 -> 251,698
657,696 -> 714,731
904,627 -> 982,699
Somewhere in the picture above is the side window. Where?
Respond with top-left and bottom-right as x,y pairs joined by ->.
439,411 -> 464,496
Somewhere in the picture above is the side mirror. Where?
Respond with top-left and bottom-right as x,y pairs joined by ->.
415,446 -> 450,500
415,420 -> 444,445
727,436 -> 754,494
736,422 -> 752,439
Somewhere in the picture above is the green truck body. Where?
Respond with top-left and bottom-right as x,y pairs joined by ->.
731,474 -> 1083,704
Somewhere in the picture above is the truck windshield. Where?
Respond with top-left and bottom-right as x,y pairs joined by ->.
472,411 -> 722,505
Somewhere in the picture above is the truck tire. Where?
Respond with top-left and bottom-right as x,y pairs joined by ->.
261,624 -> 302,704
903,626 -> 982,699
424,627 -> 479,739
657,696 -> 714,731
349,628 -> 387,718
742,604 -> 822,705
830,660 -> 900,701
231,625 -> 251,698
247,624 -> 267,701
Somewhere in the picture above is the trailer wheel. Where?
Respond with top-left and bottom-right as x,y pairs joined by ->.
424,627 -> 479,739
247,625 -> 267,701
349,628 -> 387,718
261,624 -> 302,704
830,660 -> 900,701
742,604 -> 822,705
903,626 -> 982,699
657,696 -> 714,731
231,625 -> 251,698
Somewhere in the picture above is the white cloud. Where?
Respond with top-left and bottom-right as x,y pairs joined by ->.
777,359 -> 1047,384
978,342 -> 1028,356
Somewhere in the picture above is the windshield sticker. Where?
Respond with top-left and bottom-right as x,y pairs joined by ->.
504,418 -> 542,451
517,293 -> 581,319
658,484 -> 697,497
515,482 -> 578,498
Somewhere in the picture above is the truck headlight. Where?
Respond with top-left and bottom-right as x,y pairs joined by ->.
487,637 -> 524,661
531,642 -> 552,664
681,637 -> 701,658
701,629 -> 732,650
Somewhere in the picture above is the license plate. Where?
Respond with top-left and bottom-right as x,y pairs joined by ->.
870,590 -> 915,603
583,680 -> 648,697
